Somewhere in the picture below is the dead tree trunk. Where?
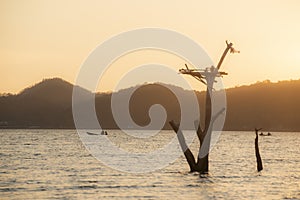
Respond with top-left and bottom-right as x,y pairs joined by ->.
195,80 -> 213,173
255,128 -> 263,172
169,41 -> 238,174
169,81 -> 224,174
169,120 -> 198,172
169,83 -> 213,173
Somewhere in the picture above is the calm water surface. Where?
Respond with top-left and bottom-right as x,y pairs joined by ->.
0,130 -> 299,199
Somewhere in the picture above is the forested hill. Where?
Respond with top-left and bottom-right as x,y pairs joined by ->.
0,78 -> 299,131
224,80 -> 300,131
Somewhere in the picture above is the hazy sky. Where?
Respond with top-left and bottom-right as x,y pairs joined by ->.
1,0 -> 299,93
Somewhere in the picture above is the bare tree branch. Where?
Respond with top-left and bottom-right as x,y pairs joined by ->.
169,120 -> 198,172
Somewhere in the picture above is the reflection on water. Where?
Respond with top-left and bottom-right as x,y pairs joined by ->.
0,130 -> 299,199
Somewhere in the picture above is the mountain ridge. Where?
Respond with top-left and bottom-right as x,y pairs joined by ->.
1,77 -> 300,131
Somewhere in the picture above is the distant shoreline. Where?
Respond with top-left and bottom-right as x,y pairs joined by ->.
1,127 -> 300,132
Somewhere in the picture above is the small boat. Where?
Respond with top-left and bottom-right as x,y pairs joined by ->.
259,132 -> 272,136
86,130 -> 108,136
86,131 -> 99,135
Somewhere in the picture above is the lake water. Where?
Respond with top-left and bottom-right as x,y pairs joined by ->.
0,130 -> 299,199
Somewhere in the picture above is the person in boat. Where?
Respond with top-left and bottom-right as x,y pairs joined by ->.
267,132 -> 271,136
259,132 -> 264,136
100,130 -> 108,135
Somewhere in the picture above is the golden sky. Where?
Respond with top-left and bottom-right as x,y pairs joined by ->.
1,0 -> 299,93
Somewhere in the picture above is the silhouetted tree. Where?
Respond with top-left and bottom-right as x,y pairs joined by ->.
169,41 -> 238,173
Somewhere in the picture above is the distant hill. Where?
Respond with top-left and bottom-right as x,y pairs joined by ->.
225,80 -> 300,131
0,78 -> 91,128
0,78 -> 300,131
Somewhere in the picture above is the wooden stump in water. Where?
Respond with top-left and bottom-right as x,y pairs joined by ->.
255,128 -> 263,172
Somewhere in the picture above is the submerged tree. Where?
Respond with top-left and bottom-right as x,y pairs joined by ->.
255,128 -> 263,172
169,41 -> 239,173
